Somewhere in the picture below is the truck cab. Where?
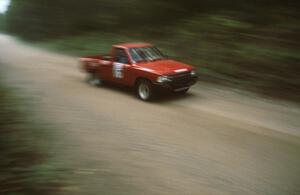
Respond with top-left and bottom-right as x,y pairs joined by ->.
80,43 -> 198,101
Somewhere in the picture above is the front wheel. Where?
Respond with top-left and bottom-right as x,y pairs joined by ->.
136,80 -> 153,101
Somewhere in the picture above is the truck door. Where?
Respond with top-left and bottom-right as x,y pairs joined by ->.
111,48 -> 132,85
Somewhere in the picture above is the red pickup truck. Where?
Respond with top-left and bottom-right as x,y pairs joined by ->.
80,43 -> 198,101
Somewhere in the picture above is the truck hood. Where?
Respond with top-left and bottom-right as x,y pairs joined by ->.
136,59 -> 193,75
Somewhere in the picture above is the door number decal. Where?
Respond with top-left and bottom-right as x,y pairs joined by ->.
113,62 -> 124,79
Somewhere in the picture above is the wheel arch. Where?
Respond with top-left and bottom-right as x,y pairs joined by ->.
134,77 -> 152,87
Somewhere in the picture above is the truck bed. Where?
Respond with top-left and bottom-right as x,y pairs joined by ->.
80,54 -> 111,73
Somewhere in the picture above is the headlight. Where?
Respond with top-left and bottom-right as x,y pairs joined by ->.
190,70 -> 197,76
157,76 -> 170,83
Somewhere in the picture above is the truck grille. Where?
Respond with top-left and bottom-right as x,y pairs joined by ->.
168,72 -> 193,88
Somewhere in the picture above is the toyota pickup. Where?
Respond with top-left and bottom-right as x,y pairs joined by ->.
80,43 -> 198,101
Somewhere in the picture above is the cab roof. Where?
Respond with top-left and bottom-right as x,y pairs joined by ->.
113,43 -> 153,49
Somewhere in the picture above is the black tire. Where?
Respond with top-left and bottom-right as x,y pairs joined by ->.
136,79 -> 153,101
175,88 -> 189,94
86,73 -> 103,87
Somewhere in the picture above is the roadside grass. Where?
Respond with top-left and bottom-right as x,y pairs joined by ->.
0,78 -> 63,194
33,32 -> 138,57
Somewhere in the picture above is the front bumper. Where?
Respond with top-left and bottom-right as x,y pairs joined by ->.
154,75 -> 198,92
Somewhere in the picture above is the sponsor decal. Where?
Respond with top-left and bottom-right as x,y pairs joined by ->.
112,62 -> 124,78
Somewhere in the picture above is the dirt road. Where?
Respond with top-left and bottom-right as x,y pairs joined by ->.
1,34 -> 300,195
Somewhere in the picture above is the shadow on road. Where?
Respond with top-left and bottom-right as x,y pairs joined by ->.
84,80 -> 199,104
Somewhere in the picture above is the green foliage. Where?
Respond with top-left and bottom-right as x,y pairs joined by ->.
0,14 -> 6,31
34,32 -> 138,56
3,0 -> 300,100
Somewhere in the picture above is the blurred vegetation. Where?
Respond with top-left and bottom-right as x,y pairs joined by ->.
0,14 -> 5,30
1,0 -> 300,100
0,78 -> 62,194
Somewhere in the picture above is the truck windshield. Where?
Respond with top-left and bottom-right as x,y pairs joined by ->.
129,47 -> 165,63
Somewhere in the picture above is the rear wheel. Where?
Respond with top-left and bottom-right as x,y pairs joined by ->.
87,73 -> 103,87
136,79 -> 153,101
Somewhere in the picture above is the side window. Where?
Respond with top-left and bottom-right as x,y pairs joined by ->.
115,48 -> 129,64
129,48 -> 143,63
